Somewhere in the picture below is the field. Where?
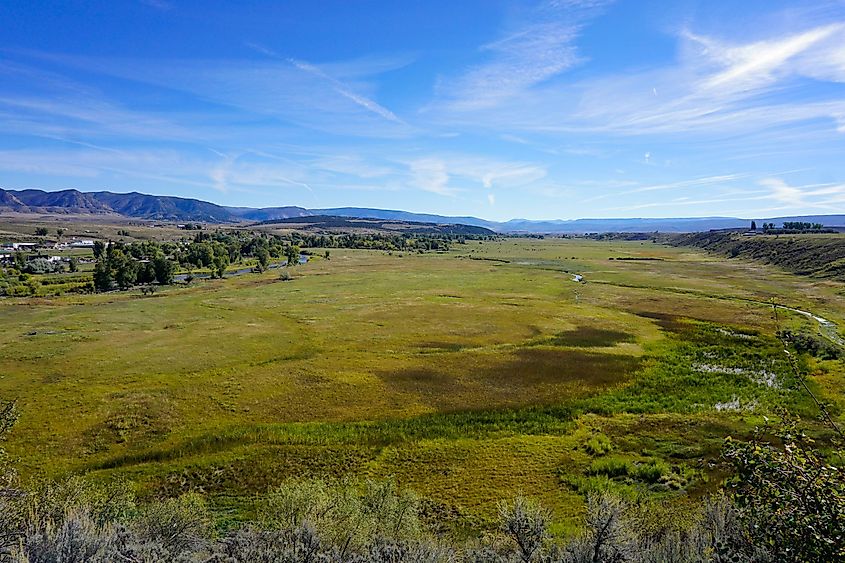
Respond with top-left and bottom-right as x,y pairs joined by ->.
1,232 -> 843,534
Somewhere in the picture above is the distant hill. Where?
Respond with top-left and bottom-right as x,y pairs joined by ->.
89,191 -> 233,222
500,216 -> 751,233
314,207 -> 497,229
1,188 -> 234,222
0,189 -> 29,211
13,189 -> 110,213
226,206 -> 311,221
257,215 -> 496,236
2,187 -> 845,233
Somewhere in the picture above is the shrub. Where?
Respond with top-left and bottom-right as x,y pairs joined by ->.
777,329 -> 842,360
587,456 -> 632,478
584,433 -> 613,456
257,478 -> 423,555
724,419 -> 845,562
497,496 -> 549,563
630,459 -> 670,484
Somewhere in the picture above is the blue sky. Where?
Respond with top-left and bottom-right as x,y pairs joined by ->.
1,0 -> 845,220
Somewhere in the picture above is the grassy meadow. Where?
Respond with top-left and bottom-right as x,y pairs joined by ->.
0,235 -> 842,533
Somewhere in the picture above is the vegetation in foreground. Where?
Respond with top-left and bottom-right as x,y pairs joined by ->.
0,401 -> 842,562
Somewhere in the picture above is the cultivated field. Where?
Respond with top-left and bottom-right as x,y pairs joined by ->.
1,234 -> 842,533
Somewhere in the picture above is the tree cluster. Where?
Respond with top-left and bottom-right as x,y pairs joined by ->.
93,242 -> 176,292
780,222 -> 824,231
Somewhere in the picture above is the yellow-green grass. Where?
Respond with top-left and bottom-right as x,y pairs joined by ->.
0,238 -> 842,533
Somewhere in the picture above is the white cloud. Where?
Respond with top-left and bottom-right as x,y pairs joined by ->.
760,178 -> 804,206
434,0 -> 609,111
488,193 -> 496,206
429,14 -> 845,142
404,155 -> 547,197
760,177 -> 845,209
410,158 -> 453,196
689,24 -> 844,93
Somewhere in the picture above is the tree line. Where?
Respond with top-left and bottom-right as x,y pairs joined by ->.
760,221 -> 825,231
87,231 -> 485,292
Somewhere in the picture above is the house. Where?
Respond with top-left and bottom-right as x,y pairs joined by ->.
69,240 -> 95,248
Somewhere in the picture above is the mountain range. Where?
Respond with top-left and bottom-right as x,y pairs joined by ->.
2,187 -> 844,234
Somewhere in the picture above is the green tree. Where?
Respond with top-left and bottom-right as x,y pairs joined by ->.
56,228 -> 65,239
93,259 -> 112,292
153,254 -> 176,285
137,262 -> 157,285
93,241 -> 106,260
68,257 -> 78,273
110,249 -> 138,289
34,227 -> 48,236
285,245 -> 301,267
255,245 -> 270,272
212,254 -> 229,279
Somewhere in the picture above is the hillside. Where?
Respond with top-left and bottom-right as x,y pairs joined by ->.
12,189 -> 111,213
667,231 -> 845,279
226,205 -> 311,221
315,207 -> 497,229
1,188 -> 232,221
89,191 -> 233,222
257,214 -> 496,235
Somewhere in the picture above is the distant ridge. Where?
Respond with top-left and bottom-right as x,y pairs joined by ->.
258,215 -> 495,235
1,188 -> 238,222
2,187 -> 844,233
225,206 -> 311,221
314,207 -> 497,229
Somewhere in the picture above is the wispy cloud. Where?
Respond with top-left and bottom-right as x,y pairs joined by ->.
430,10 -> 845,142
760,177 -> 845,210
287,58 -> 405,125
434,0 -> 610,111
405,155 -> 547,196
0,95 -> 195,141
245,42 -> 407,125
140,0 -> 173,11
690,23 -> 844,93
6,50 -> 414,139
580,173 -> 754,203
410,159 -> 453,196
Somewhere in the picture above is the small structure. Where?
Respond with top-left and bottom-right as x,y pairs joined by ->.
5,242 -> 38,250
69,240 -> 95,248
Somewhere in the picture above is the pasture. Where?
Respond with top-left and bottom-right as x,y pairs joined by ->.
0,236 -> 842,533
